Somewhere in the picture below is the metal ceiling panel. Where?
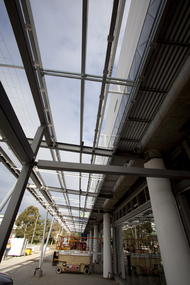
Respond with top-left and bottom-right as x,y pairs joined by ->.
85,0 -> 190,231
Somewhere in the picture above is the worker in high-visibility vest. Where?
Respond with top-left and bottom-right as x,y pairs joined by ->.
3,240 -> 11,260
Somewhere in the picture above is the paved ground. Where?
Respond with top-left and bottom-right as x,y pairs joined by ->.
0,249 -> 117,285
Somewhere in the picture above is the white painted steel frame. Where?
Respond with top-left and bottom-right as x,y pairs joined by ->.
37,160 -> 190,180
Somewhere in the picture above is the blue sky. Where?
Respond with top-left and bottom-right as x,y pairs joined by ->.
0,0 -> 131,225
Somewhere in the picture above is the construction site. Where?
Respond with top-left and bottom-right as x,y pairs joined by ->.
0,0 -> 190,284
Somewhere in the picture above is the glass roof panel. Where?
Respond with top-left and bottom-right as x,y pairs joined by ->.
51,192 -> 66,202
82,154 -> 92,164
72,210 -> 80,216
60,151 -> 79,163
81,176 -> 88,191
86,197 -> 94,209
112,0 -> 132,77
0,2 -> 40,138
37,170 -> 61,188
0,2 -> 22,66
80,196 -> 86,208
45,76 -> 80,144
30,0 -> 82,72
65,173 -> 79,190
68,194 -> 79,207
0,0 -> 133,231
86,0 -> 113,75
36,148 -> 53,161
0,67 -> 40,138
59,208 -> 69,216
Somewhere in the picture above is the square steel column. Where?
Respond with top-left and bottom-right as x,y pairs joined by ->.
0,126 -> 45,261
0,163 -> 33,261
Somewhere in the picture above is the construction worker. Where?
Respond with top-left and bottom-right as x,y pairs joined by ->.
4,239 -> 11,260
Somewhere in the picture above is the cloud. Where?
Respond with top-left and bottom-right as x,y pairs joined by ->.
30,0 -> 82,72
0,163 -> 48,218
0,2 -> 22,65
0,0 -> 131,228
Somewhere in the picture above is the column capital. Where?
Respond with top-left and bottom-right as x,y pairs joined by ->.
144,150 -> 162,163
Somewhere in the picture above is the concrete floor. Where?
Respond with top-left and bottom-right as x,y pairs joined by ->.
0,249 -> 117,285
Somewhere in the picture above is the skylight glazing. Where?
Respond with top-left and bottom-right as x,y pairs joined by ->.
30,0 -> 82,73
0,0 -> 131,233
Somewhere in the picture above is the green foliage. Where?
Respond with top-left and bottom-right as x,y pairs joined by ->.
123,228 -> 133,239
15,206 -> 62,244
15,206 -> 42,243
123,222 -> 154,250
45,221 -> 60,244
52,222 -> 60,232
123,222 -> 153,240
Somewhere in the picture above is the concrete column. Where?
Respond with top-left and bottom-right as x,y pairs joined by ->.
117,226 -> 125,279
103,213 -> 112,278
144,157 -> 190,285
87,233 -> 89,250
112,227 -> 117,275
89,230 -> 93,251
93,225 -> 98,263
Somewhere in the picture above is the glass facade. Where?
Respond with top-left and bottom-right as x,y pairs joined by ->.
114,209 -> 167,285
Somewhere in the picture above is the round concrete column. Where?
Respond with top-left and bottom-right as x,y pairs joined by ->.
103,213 -> 112,278
87,233 -> 89,250
89,230 -> 93,251
144,157 -> 190,285
93,225 -> 98,263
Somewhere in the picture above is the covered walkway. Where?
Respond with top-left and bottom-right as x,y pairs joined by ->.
0,248 -> 116,285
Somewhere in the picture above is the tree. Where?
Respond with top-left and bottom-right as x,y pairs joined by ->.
15,206 -> 43,243
15,206 -> 64,244
45,221 -> 62,244
123,222 -> 154,251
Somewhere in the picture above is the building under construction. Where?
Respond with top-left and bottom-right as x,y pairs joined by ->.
0,0 -> 190,284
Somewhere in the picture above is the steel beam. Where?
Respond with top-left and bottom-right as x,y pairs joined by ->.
0,63 -> 135,87
46,186 -> 97,198
27,139 -> 143,161
0,82 -> 34,163
93,0 -> 120,151
63,214 -> 88,220
31,126 -> 45,157
57,204 -> 91,212
0,63 -> 24,69
4,0 -> 52,145
41,68 -> 135,86
113,201 -> 151,227
157,39 -> 190,48
80,0 -> 88,144
98,193 -> 113,199
139,87 -> 167,93
0,182 -> 17,212
0,163 -> 33,261
0,126 -> 44,261
39,207 -> 48,270
30,171 -> 42,188
0,146 -> 20,178
37,160 -> 190,180
128,117 -> 151,124
120,138 -> 140,143
42,216 -> 54,260
31,214 -> 39,244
